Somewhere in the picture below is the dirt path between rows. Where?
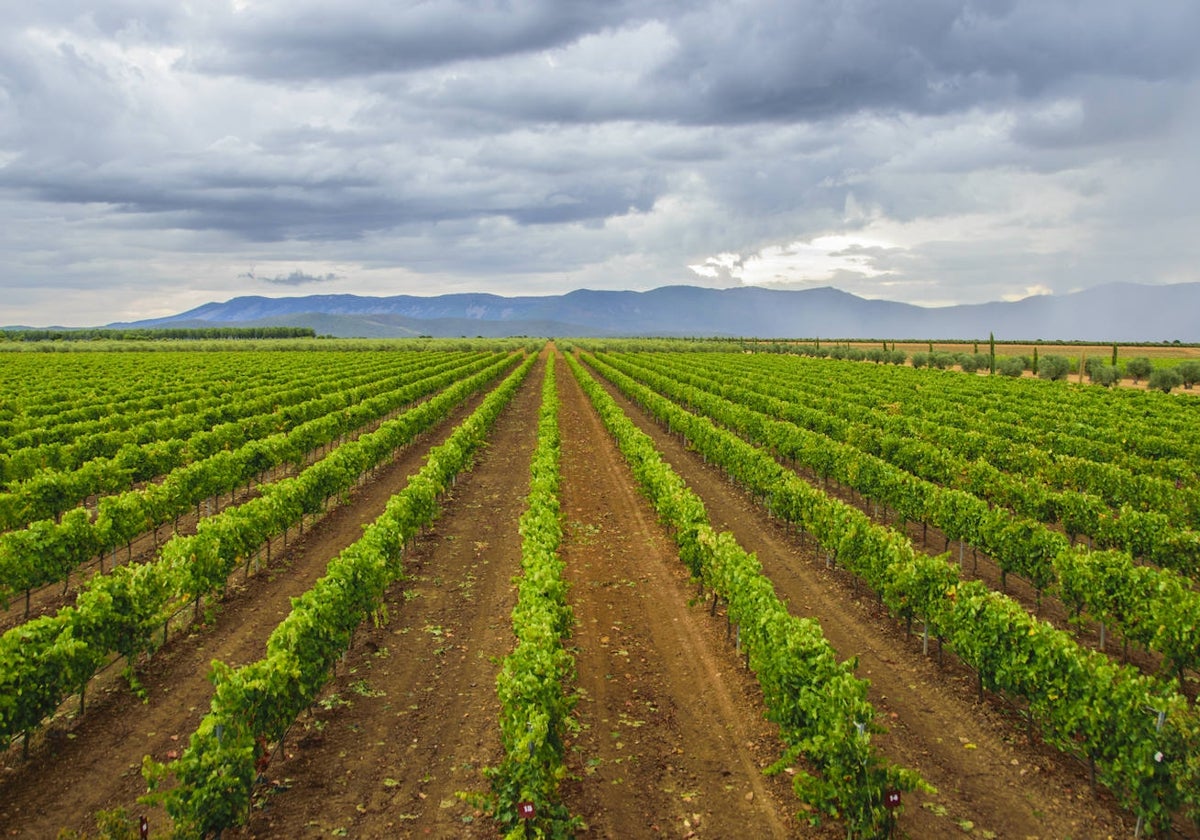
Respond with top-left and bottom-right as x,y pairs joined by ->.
583,354 -> 1142,839
802,470 -> 1199,704
0,382 -> 494,838
555,349 -> 801,839
226,346 -> 804,839
0,398 -> 412,636
232,352 -> 545,839
8,344 -> 1166,839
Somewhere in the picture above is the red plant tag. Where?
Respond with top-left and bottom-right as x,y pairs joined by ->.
517,801 -> 537,819
884,790 -> 901,809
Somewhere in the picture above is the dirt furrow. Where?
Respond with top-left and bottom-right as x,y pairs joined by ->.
589,360 -> 1137,840
231,351 -> 546,838
0,396 -> 415,635
557,350 -> 803,839
0,388 -> 492,838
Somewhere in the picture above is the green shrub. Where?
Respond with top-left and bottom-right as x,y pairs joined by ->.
998,357 -> 1026,377
1125,357 -> 1153,383
1037,354 -> 1071,381
1148,367 -> 1183,393
1089,364 -> 1121,387
1175,360 -> 1200,388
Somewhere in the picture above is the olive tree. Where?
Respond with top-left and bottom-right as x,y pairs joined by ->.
1176,360 -> 1200,388
1089,364 -> 1121,387
998,356 -> 1026,377
1037,354 -> 1072,381
1125,357 -> 1153,383
930,351 -> 956,370
1148,367 -> 1183,393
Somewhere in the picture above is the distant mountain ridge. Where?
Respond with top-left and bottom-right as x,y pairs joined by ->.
108,282 -> 1200,342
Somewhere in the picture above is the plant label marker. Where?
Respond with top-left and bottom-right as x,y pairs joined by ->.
139,816 -> 149,839
884,790 -> 901,809
518,801 -> 536,819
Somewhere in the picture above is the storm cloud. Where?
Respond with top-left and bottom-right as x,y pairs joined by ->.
2,0 -> 1198,325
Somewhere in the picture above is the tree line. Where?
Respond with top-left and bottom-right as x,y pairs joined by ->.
0,326 -> 316,342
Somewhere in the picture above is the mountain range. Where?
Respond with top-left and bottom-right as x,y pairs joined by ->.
108,282 -> 1199,342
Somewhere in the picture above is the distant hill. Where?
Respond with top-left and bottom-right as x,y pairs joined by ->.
106,282 -> 1200,342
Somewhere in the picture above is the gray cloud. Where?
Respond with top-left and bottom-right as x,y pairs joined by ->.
240,269 -> 341,286
187,0 -> 660,80
1,1 -> 1199,326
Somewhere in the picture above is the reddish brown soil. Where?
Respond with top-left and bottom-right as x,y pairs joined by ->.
0,409 -> 403,636
554,351 -> 800,839
229,347 -> 801,838
1,346 -> 1181,839
0,389 -> 490,837
807,474 -> 1198,702
231,351 -> 541,839
581,356 -> 1146,840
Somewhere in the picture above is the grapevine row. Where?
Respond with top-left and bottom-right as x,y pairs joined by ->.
580,351 -> 1200,834
0,352 -> 503,608
0,350 -> 394,460
0,352 -> 521,750
632,350 -> 1200,554
742,346 -> 1200,474
674,351 -> 1200,530
142,353 -> 537,838
567,352 -> 927,837
0,351 -> 457,526
483,353 -> 582,838
598,351 -> 1200,681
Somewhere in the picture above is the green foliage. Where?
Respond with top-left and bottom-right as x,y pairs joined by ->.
1089,363 -> 1121,387
145,353 -> 536,837
568,353 -> 928,837
1,326 -> 316,343
1148,367 -> 1183,393
1037,354 -> 1071,381
54,807 -> 165,840
484,356 -> 583,838
0,614 -> 101,742
1125,356 -> 1153,383
1176,360 -> 1200,388
929,351 -> 956,370
997,356 -> 1026,377
579,347 -> 1200,832
0,351 -> 508,601
0,351 -> 522,748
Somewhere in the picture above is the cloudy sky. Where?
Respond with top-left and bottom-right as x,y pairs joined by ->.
3,1 -> 1199,326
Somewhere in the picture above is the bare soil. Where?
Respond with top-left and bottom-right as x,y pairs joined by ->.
0,410 -> 404,636
1,346 -> 1178,839
230,346 -> 802,838
554,350 -> 800,839
0,389 -> 490,837
582,354 -> 1147,840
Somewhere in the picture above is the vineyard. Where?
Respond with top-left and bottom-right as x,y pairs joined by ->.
1,340 -> 1198,839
